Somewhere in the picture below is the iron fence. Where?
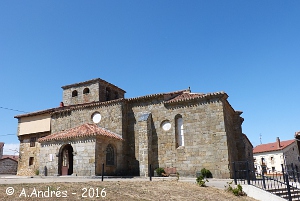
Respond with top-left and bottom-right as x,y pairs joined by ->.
233,161 -> 300,201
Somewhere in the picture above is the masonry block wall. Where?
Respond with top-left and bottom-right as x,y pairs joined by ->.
0,159 -> 18,174
15,78 -> 250,178
95,136 -> 125,176
17,132 -> 49,176
62,79 -> 125,106
51,102 -> 124,136
126,94 -> 236,178
284,142 -> 300,168
39,138 -> 96,176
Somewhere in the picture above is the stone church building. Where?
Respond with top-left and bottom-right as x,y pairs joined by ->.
15,78 -> 253,178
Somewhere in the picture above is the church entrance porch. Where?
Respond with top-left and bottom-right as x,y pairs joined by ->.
58,144 -> 73,176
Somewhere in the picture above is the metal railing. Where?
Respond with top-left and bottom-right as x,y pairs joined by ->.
233,161 -> 300,201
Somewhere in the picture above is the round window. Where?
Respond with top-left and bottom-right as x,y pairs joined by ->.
161,120 -> 171,131
92,112 -> 101,123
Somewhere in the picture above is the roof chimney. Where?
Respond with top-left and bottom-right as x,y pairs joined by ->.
60,102 -> 64,107
276,137 -> 281,149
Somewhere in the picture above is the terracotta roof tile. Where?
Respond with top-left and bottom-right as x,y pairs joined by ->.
1,155 -> 19,162
165,93 -> 205,103
253,139 -> 295,154
127,89 -> 189,102
165,91 -> 226,104
38,123 -> 123,142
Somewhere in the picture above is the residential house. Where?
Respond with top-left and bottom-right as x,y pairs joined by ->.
253,137 -> 300,174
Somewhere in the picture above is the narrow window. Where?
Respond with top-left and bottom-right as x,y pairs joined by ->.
106,144 -> 114,166
270,156 -> 275,164
175,114 -> 184,148
83,88 -> 90,94
29,157 -> 34,166
114,91 -> 119,99
30,137 -> 36,147
106,87 -> 111,101
72,90 -> 78,97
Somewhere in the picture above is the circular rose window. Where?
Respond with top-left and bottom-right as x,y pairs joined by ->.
92,112 -> 101,123
161,120 -> 171,131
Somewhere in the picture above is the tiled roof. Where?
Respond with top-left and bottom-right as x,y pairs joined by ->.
38,123 -> 123,142
14,99 -> 125,118
1,155 -> 19,162
15,88 -> 229,118
127,89 -> 189,102
253,139 -> 295,154
165,91 -> 227,104
165,93 -> 205,103
14,108 -> 56,118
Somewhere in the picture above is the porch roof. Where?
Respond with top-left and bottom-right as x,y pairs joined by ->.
38,123 -> 123,142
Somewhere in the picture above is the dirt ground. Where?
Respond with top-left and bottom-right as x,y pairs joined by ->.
0,180 -> 257,201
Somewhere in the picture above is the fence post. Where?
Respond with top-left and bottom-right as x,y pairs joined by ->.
291,163 -> 296,182
149,164 -> 152,181
296,165 -> 299,182
102,163 -> 104,182
246,161 -> 250,185
281,164 -> 286,183
262,174 -> 266,189
233,162 -> 237,185
286,174 -> 292,201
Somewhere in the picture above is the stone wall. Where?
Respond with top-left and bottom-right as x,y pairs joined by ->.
95,136 -> 125,176
222,100 -> 248,178
284,141 -> 300,168
51,102 -> 124,136
39,137 -> 96,176
98,80 -> 125,102
0,158 -> 18,174
17,132 -> 49,176
62,79 -> 125,106
127,95 -> 234,178
243,134 -> 255,172
63,81 -> 100,106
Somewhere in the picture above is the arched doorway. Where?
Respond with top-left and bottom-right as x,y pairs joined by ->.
58,144 -> 73,176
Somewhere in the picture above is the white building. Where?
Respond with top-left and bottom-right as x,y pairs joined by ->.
253,137 -> 300,174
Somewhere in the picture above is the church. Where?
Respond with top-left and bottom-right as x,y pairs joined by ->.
15,78 -> 253,178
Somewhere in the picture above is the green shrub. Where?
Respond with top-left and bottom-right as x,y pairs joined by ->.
155,168 -> 165,177
196,175 -> 208,187
176,172 -> 180,181
225,181 -> 246,196
35,169 -> 39,176
200,168 -> 212,178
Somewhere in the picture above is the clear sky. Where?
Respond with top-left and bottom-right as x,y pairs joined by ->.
1,1 -> 300,154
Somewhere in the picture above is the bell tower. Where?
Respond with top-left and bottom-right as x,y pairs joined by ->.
61,78 -> 126,106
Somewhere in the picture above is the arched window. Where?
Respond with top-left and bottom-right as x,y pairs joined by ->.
83,88 -> 90,94
106,144 -> 115,166
72,90 -> 78,97
106,87 -> 111,101
175,114 -> 184,148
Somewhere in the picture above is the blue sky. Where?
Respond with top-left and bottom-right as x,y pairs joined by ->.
1,1 -> 300,154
